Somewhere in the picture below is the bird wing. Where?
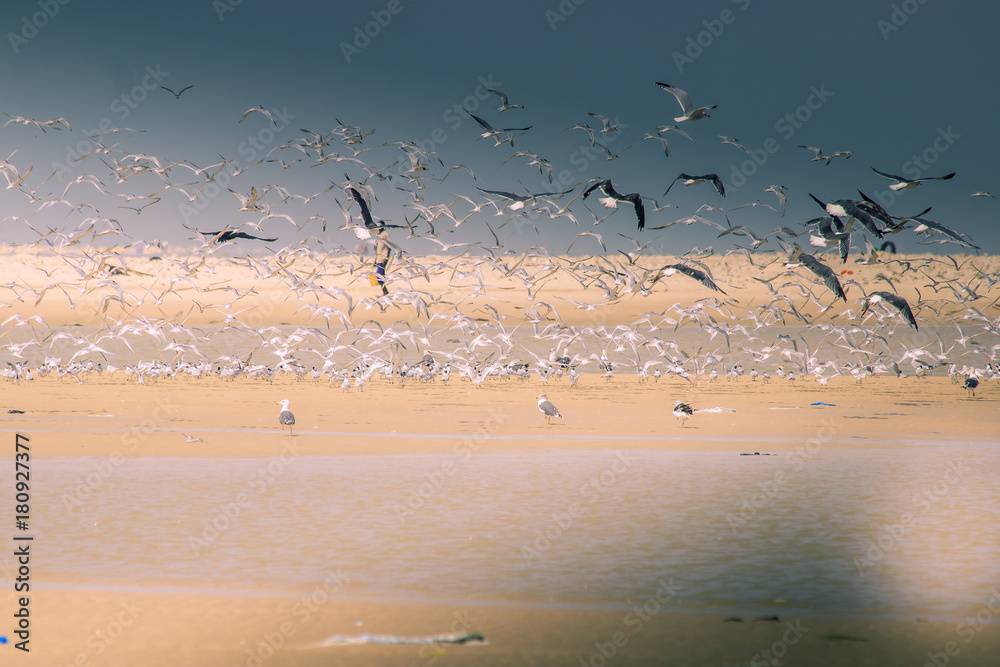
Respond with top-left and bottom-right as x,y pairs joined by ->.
655,82 -> 693,115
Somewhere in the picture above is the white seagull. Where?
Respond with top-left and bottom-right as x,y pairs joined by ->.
655,82 -> 716,122
276,399 -> 296,435
537,394 -> 562,425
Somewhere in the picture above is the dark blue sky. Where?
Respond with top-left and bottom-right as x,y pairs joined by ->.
1,0 -> 997,255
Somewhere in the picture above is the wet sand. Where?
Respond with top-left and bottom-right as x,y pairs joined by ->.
2,248 -> 998,665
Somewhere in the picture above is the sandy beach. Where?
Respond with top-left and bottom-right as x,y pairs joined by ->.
1,247 -> 998,666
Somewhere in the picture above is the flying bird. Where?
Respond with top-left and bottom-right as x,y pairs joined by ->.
651,264 -> 726,294
537,394 -> 562,425
276,399 -> 296,435
487,89 -> 523,111
583,179 -> 646,230
795,245 -> 846,301
468,112 -> 531,146
860,291 -> 918,331
809,194 -> 887,239
799,145 -> 852,165
161,85 -> 193,99
655,82 -> 716,122
871,168 -> 955,191
239,106 -> 276,124
664,173 -> 725,199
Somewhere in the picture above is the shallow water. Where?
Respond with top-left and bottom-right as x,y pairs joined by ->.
28,443 -> 1000,620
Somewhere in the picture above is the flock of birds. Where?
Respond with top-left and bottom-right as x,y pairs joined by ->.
0,79 -> 997,436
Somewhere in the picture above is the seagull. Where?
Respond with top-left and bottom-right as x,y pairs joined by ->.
664,173 -> 725,199
582,179 -> 646,230
276,399 -> 296,435
189,226 -> 278,243
673,400 -> 694,427
719,136 -> 749,154
468,112 -> 531,146
970,191 -> 995,198
182,433 -> 204,443
860,291 -> 918,331
537,394 -> 562,425
963,375 -> 979,397
809,194 -> 886,239
487,89 -> 523,111
655,82 -> 716,122
161,85 -> 193,99
799,145 -> 852,165
871,168 -> 955,191
795,245 -> 846,301
240,106 -> 276,124
650,264 -> 726,294
763,185 -> 788,215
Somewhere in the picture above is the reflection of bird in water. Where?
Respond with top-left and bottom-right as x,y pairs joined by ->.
537,394 -> 562,425
673,400 -> 693,427
276,399 -> 296,435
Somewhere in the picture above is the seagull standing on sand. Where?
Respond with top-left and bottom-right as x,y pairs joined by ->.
276,399 -> 296,435
537,394 -> 562,425
655,82 -> 716,122
963,375 -> 979,397
673,400 -> 694,427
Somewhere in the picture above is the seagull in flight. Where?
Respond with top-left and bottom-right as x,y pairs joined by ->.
860,291 -> 918,330
795,244 -> 846,301
583,179 -> 646,230
809,193 -> 887,239
487,89 -> 523,111
655,82 -> 716,122
871,167 -> 955,191
468,112 -> 531,147
650,264 -> 726,294
799,145 -> 852,165
161,85 -> 193,99
239,106 -> 276,124
664,173 -> 725,198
